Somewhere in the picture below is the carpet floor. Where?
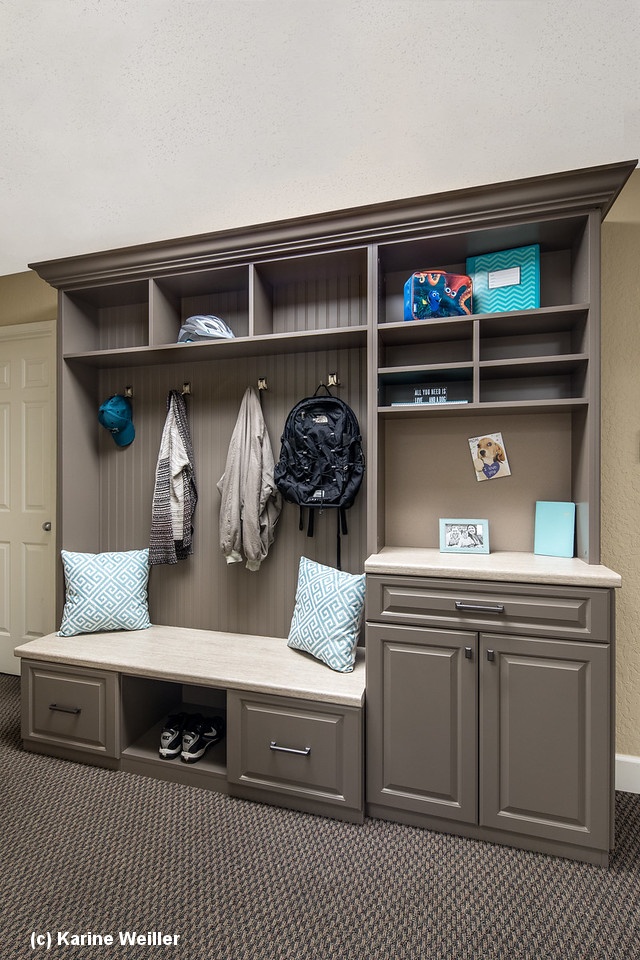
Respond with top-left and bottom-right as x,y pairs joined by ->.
1,673 -> 640,960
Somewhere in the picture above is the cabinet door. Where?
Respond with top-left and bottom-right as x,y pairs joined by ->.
480,633 -> 610,851
366,623 -> 477,823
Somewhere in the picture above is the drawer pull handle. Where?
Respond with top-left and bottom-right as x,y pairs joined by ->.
464,646 -> 473,659
49,703 -> 82,715
487,649 -> 496,662
269,740 -> 311,756
455,601 -> 505,615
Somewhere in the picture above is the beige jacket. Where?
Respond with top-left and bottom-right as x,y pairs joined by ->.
217,386 -> 282,571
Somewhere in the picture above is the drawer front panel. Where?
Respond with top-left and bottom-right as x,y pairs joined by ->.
22,661 -> 119,755
227,691 -> 362,810
366,576 -> 610,642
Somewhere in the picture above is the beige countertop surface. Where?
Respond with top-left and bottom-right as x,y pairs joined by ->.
364,547 -> 622,588
15,626 -> 366,708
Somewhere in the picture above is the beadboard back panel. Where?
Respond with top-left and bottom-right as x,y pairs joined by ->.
96,347 -> 367,638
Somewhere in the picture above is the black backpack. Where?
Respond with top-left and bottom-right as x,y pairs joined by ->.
274,386 -> 365,567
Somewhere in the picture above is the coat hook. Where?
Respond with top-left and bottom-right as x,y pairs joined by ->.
327,373 -> 340,387
258,378 -> 268,391
124,385 -> 134,398
181,381 -> 191,396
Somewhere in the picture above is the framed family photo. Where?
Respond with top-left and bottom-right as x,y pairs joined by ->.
439,518 -> 490,554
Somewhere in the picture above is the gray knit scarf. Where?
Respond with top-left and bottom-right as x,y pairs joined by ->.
149,390 -> 197,564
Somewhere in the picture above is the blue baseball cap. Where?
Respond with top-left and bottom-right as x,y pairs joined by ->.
98,395 -> 135,447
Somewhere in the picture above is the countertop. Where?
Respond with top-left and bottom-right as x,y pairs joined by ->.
364,547 -> 622,588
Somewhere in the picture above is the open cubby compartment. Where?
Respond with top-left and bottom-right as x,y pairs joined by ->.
251,247 -> 368,336
120,674 -> 227,777
379,365 -> 474,408
478,356 -> 589,403
151,265 -> 250,345
376,213 -> 593,324
478,307 -> 590,361
61,280 -> 151,355
379,409 -> 576,554
377,315 -> 474,368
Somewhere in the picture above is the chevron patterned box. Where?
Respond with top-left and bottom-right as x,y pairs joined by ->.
466,244 -> 540,314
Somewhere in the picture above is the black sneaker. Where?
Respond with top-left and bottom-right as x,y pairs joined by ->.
159,712 -> 191,759
181,715 -> 225,764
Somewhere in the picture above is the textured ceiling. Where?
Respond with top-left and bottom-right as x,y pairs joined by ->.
1,0 -> 639,278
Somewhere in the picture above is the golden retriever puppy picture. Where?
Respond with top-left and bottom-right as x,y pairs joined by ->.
468,432 -> 511,481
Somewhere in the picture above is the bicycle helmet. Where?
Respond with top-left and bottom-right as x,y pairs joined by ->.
177,315 -> 235,342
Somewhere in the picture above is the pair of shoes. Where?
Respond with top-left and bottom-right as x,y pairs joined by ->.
158,712 -> 225,763
181,714 -> 225,764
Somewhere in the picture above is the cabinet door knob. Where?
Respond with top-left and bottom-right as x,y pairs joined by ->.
464,646 -> 473,659
486,649 -> 495,662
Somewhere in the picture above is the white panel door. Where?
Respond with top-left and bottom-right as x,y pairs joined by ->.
0,321 -> 56,674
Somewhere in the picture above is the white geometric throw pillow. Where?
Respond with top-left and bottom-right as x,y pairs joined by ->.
59,549 -> 151,637
287,556 -> 365,672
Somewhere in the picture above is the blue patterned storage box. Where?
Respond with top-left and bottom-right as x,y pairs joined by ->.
403,271 -> 472,320
466,244 -> 540,313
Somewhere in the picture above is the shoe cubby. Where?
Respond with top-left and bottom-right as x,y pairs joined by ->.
120,676 -> 227,788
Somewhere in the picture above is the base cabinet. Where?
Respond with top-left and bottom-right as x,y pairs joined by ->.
366,583 -> 613,865
19,656 -> 364,824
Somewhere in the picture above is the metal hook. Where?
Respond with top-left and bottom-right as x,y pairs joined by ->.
181,381 -> 191,396
327,373 -> 340,388
124,385 -> 134,398
257,378 -> 268,391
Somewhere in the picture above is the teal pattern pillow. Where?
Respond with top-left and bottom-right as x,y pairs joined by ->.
287,556 -> 365,672
59,549 -> 151,637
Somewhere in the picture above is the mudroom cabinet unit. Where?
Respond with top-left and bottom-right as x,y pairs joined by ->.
364,560 -> 617,864
25,160 -> 634,862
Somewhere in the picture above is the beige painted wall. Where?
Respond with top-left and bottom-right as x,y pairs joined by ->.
0,271 -> 57,326
2,176 -> 640,757
602,170 -> 640,756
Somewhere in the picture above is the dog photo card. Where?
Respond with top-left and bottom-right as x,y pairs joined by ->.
468,432 -> 511,481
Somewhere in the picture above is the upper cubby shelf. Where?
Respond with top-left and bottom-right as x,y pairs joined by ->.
60,248 -> 369,364
377,214 -> 593,326
63,326 -> 368,369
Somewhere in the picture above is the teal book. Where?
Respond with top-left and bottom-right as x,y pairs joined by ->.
466,244 -> 540,313
534,501 -> 576,558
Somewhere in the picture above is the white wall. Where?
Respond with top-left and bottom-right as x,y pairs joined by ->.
1,0 -> 639,275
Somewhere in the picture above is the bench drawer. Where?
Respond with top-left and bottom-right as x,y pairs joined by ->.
227,690 -> 362,812
366,575 -> 611,642
21,661 -> 119,756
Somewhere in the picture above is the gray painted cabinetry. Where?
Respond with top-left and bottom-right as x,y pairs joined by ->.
23,160 -> 633,859
17,630 -> 366,823
365,571 -> 615,865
